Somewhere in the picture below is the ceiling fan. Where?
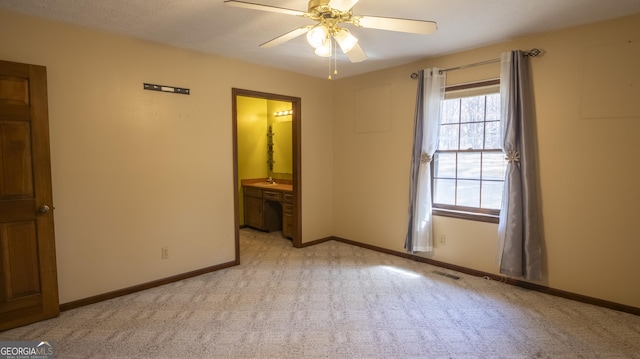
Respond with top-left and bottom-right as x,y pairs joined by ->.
224,0 -> 437,64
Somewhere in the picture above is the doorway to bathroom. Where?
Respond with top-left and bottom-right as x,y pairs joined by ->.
231,88 -> 302,257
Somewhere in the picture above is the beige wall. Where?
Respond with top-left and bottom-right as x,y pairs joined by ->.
0,10 -> 334,304
2,8 -> 638,309
333,13 -> 640,308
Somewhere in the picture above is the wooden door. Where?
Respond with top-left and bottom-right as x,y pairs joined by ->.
0,59 -> 59,331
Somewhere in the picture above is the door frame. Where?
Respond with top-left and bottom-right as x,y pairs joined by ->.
231,88 -> 302,259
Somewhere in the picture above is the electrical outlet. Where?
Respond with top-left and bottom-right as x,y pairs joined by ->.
439,234 -> 446,246
161,247 -> 169,259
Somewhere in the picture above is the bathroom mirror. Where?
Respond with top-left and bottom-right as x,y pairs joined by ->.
268,100 -> 293,177
272,121 -> 292,174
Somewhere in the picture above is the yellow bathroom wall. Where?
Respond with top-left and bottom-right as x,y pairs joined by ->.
236,97 -> 293,226
237,96 -> 268,226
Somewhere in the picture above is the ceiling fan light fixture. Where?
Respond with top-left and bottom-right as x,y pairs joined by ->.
314,37 -> 332,57
334,28 -> 358,53
306,25 -> 329,48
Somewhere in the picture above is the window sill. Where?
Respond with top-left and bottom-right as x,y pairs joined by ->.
432,209 -> 499,224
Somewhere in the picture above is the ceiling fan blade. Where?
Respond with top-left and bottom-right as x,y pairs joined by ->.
328,0 -> 359,12
259,26 -> 312,48
224,0 -> 305,16
354,15 -> 437,35
345,42 -> 367,63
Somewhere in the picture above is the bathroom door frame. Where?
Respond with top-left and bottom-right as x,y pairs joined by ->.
231,88 -> 302,257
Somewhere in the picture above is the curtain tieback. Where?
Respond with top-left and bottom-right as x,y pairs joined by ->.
505,150 -> 520,163
420,153 -> 432,163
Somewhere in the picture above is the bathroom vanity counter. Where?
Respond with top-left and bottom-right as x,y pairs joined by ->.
241,179 -> 294,238
243,182 -> 293,192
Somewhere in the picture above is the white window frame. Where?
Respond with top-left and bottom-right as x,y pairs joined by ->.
431,79 -> 505,223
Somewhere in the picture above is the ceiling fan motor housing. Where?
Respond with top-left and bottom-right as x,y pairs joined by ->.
308,0 -> 331,11
307,0 -> 352,23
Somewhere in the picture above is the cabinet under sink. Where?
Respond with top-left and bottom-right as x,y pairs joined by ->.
242,180 -> 294,239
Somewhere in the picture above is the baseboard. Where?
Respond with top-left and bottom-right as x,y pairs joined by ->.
59,260 -> 238,312
59,234 -> 330,311
298,236 -> 333,248
59,237 -> 639,316
330,236 -> 640,316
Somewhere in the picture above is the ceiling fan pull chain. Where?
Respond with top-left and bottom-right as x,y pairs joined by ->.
328,37 -> 337,80
327,38 -> 333,80
334,37 -> 338,76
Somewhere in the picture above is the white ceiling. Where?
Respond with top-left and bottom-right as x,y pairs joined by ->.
2,0 -> 640,79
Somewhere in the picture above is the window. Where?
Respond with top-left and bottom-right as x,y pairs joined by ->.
432,81 -> 506,222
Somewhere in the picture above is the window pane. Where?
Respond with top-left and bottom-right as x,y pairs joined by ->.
482,152 -> 507,180
441,99 -> 460,124
460,96 -> 485,123
434,179 -> 455,205
457,180 -> 480,207
486,93 -> 500,122
481,181 -> 503,209
434,152 -> 456,178
460,123 -> 484,150
438,124 -> 459,150
484,121 -> 501,149
432,87 -> 502,216
457,152 -> 481,179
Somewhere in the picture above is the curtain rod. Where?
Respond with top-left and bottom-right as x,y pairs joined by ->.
410,48 -> 544,79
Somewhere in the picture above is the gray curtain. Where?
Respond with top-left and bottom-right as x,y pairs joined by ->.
497,51 -> 542,280
405,69 -> 446,252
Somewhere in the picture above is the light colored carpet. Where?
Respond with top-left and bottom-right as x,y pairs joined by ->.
1,228 -> 639,358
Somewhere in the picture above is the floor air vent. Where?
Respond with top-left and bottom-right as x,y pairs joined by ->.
432,270 -> 461,280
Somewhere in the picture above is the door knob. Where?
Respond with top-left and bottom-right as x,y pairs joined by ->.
38,205 -> 51,214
